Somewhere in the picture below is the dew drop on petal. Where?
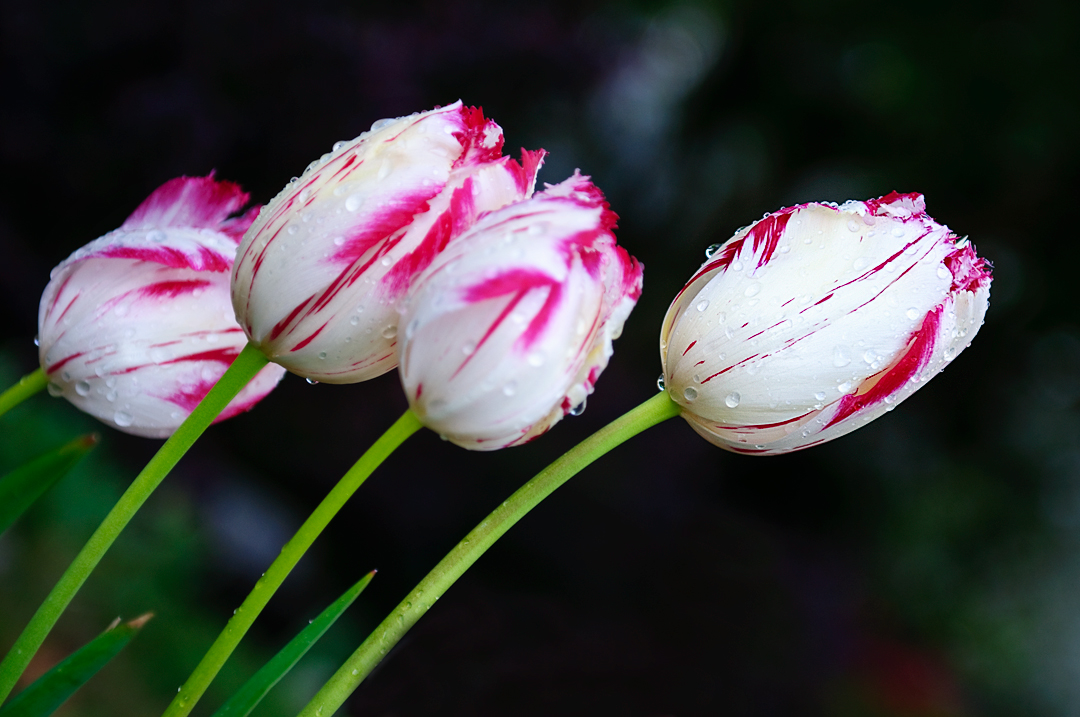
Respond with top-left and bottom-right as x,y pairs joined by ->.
503,382 -> 517,397
730,260 -> 743,272
656,374 -> 666,391
47,382 -> 64,397
833,346 -> 851,367
906,307 -> 920,320
683,387 -> 698,402
569,398 -> 586,416
33,335 -> 39,347
937,265 -> 951,280
345,194 -> 364,212
527,351 -> 545,367
333,236 -> 345,246
744,282 -> 761,298
944,346 -> 956,361
462,341 -> 476,355
306,378 -> 319,385
147,230 -> 167,242
318,352 -> 327,360
114,411 -> 134,427
705,243 -> 722,259
891,227 -> 905,238
381,325 -> 398,339
814,391 -> 826,401
350,316 -> 360,326
696,299 -> 710,312
75,380 -> 91,397
847,219 -> 860,232
725,392 -> 741,408
838,381 -> 855,394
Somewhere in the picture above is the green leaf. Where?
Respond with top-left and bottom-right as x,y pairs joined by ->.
0,614 -> 151,717
0,434 -> 98,535
212,571 -> 376,717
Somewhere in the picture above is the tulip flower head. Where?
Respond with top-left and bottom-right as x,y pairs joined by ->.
660,192 -> 991,454
232,101 -> 545,384
38,176 -> 287,438
398,172 -> 643,450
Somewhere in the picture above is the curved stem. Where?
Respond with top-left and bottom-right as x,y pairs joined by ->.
0,368 -> 46,420
0,344 -> 269,705
299,390 -> 681,717
162,409 -> 423,717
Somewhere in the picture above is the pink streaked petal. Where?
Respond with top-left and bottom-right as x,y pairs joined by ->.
218,205 -> 261,244
329,189 -> 440,265
122,175 -> 251,232
138,279 -> 213,299
453,106 -> 504,166
95,244 -> 233,273
824,306 -> 942,429
944,242 -> 993,293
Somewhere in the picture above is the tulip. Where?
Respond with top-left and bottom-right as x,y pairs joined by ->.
660,191 -> 991,454
38,175 -> 287,438
398,172 -> 643,450
232,101 -> 545,384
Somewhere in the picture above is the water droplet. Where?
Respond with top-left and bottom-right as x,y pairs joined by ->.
345,194 -> 365,212
944,346 -> 956,361
683,387 -> 698,401
696,299 -> 710,312
33,335 -> 40,347
317,351 -> 328,360
462,340 -> 476,355
779,245 -> 790,254
381,325 -> 398,339
527,351 -> 545,367
569,399 -> 586,416
333,236 -> 345,246
47,381 -> 64,397
814,391 -> 826,401
906,307 -> 920,320
937,265 -> 951,280
730,260 -> 743,272
832,345 -> 851,367
725,392 -> 741,408
106,390 -> 117,402
306,378 -> 319,385
114,411 -> 134,427
837,381 -> 855,394
352,669 -> 359,676
75,380 -> 91,396
371,117 -> 395,132
147,229 -> 167,242
503,381 -> 517,396
847,219 -> 860,232
380,255 -> 393,267
891,226 -> 905,238
863,350 -> 877,364
744,282 -> 761,297
350,316 -> 360,326
656,374 -> 666,391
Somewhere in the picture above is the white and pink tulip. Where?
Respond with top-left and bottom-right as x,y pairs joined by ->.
231,101 -> 545,384
38,175 -> 286,438
660,192 -> 992,455
398,172 -> 643,450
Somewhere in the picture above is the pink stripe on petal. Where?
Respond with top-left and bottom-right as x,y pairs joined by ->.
45,351 -> 87,375
122,175 -> 251,231
96,245 -> 232,273
824,306 -> 942,429
139,279 -> 212,299
329,189 -> 441,265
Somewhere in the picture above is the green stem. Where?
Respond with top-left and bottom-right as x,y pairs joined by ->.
0,343 -> 269,705
0,368 -> 46,420
162,409 -> 423,717
299,390 -> 681,717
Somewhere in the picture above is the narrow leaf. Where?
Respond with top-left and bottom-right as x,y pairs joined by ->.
212,571 -> 376,717
0,614 -> 151,717
0,434 -> 98,535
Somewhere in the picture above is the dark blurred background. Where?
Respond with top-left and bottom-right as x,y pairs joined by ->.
0,0 -> 1077,715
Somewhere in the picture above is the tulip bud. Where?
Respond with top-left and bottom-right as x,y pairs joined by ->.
399,172 -> 643,450
38,176 -> 287,438
232,101 -> 545,384
660,192 -> 991,454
